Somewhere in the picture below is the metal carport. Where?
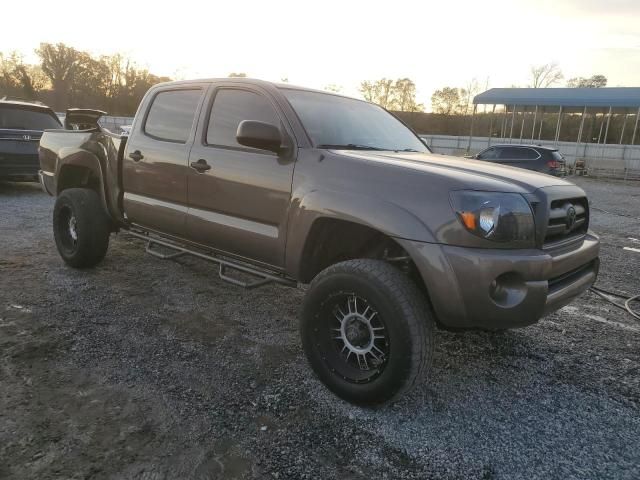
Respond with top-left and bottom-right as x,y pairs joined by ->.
468,87 -> 640,151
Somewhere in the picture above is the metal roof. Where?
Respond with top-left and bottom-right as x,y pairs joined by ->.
473,88 -> 640,108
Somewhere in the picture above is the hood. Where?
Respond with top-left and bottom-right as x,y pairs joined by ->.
337,150 -> 573,194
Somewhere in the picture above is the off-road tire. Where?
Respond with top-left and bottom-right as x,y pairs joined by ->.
300,259 -> 434,405
53,188 -> 110,268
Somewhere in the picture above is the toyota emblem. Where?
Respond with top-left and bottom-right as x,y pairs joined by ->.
565,206 -> 577,230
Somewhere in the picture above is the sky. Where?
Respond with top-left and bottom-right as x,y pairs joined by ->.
2,0 -> 639,109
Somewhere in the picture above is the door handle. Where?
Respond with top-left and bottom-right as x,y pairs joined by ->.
190,159 -> 211,173
129,150 -> 144,162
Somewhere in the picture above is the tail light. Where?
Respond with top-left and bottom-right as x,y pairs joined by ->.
547,160 -> 560,169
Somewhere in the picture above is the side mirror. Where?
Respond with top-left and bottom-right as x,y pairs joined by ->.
236,120 -> 283,153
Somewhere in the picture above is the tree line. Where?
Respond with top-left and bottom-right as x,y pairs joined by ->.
430,64 -> 608,115
0,43 -> 170,114
0,47 -> 614,121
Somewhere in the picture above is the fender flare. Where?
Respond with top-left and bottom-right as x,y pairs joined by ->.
54,148 -> 112,219
285,189 -> 436,278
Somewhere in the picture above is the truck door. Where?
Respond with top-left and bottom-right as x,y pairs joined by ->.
186,85 -> 296,269
122,86 -> 206,237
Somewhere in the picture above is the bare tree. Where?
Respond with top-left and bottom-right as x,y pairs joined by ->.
393,78 -> 423,112
431,87 -> 465,115
13,63 -> 48,99
359,78 -> 423,111
0,52 -> 48,100
359,78 -> 395,108
33,43 -> 170,114
529,63 -> 563,88
460,78 -> 481,114
324,84 -> 342,93
359,80 -> 376,102
36,43 -> 80,109
567,75 -> 607,88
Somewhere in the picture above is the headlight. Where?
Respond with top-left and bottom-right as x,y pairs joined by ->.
450,191 -> 535,244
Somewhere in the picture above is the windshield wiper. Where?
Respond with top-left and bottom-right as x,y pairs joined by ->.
316,143 -> 388,151
396,148 -> 421,152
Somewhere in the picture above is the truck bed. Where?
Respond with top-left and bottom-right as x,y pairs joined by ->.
39,127 -> 127,223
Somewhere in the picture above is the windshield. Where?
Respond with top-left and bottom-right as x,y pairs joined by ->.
0,105 -> 62,130
281,89 -> 429,152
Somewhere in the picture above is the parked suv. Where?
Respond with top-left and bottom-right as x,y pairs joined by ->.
471,144 -> 567,176
0,99 -> 61,181
39,79 -> 599,404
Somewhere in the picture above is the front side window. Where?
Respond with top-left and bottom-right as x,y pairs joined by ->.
478,148 -> 498,160
280,88 -> 429,153
144,89 -> 202,143
207,89 -> 280,148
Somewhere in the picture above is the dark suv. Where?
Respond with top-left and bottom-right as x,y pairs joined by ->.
0,99 -> 62,181
471,144 -> 567,176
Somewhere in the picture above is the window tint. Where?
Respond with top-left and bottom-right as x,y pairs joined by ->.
207,89 -> 279,148
144,89 -> 202,142
521,148 -> 539,160
281,88 -> 429,153
477,148 -> 498,160
0,106 -> 61,130
498,147 -> 538,160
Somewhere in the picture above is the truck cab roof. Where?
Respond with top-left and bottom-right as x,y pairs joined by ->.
153,77 -> 359,101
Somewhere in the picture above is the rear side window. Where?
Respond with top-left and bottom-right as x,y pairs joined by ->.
499,147 -> 538,160
207,89 -> 280,148
144,89 -> 202,143
0,106 -> 61,130
521,148 -> 539,160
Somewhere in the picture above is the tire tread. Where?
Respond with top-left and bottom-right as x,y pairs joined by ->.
304,259 -> 434,404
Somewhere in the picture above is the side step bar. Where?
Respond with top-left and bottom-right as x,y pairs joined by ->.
127,230 -> 296,290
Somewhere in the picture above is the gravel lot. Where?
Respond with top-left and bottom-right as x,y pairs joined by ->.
1,177 -> 639,479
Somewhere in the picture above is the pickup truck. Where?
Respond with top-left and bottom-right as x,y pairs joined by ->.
39,78 -> 600,405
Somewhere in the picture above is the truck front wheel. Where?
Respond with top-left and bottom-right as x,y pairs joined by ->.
53,188 -> 111,268
300,259 -> 434,405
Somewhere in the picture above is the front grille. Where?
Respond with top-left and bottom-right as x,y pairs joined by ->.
543,197 -> 589,246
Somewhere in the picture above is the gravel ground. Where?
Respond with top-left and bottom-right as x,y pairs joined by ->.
1,177 -> 639,479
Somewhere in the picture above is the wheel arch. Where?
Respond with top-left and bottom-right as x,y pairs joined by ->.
286,190 -> 436,283
55,149 -> 113,223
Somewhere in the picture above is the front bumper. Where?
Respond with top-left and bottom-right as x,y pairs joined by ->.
398,233 -> 600,329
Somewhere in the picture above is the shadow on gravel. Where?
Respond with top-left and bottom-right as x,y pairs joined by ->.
1,176 -> 639,479
0,181 -> 42,196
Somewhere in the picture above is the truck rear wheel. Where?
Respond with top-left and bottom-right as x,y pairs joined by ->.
300,259 -> 434,405
53,188 -> 111,268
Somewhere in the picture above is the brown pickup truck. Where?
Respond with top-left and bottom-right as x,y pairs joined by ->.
39,78 -> 600,405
